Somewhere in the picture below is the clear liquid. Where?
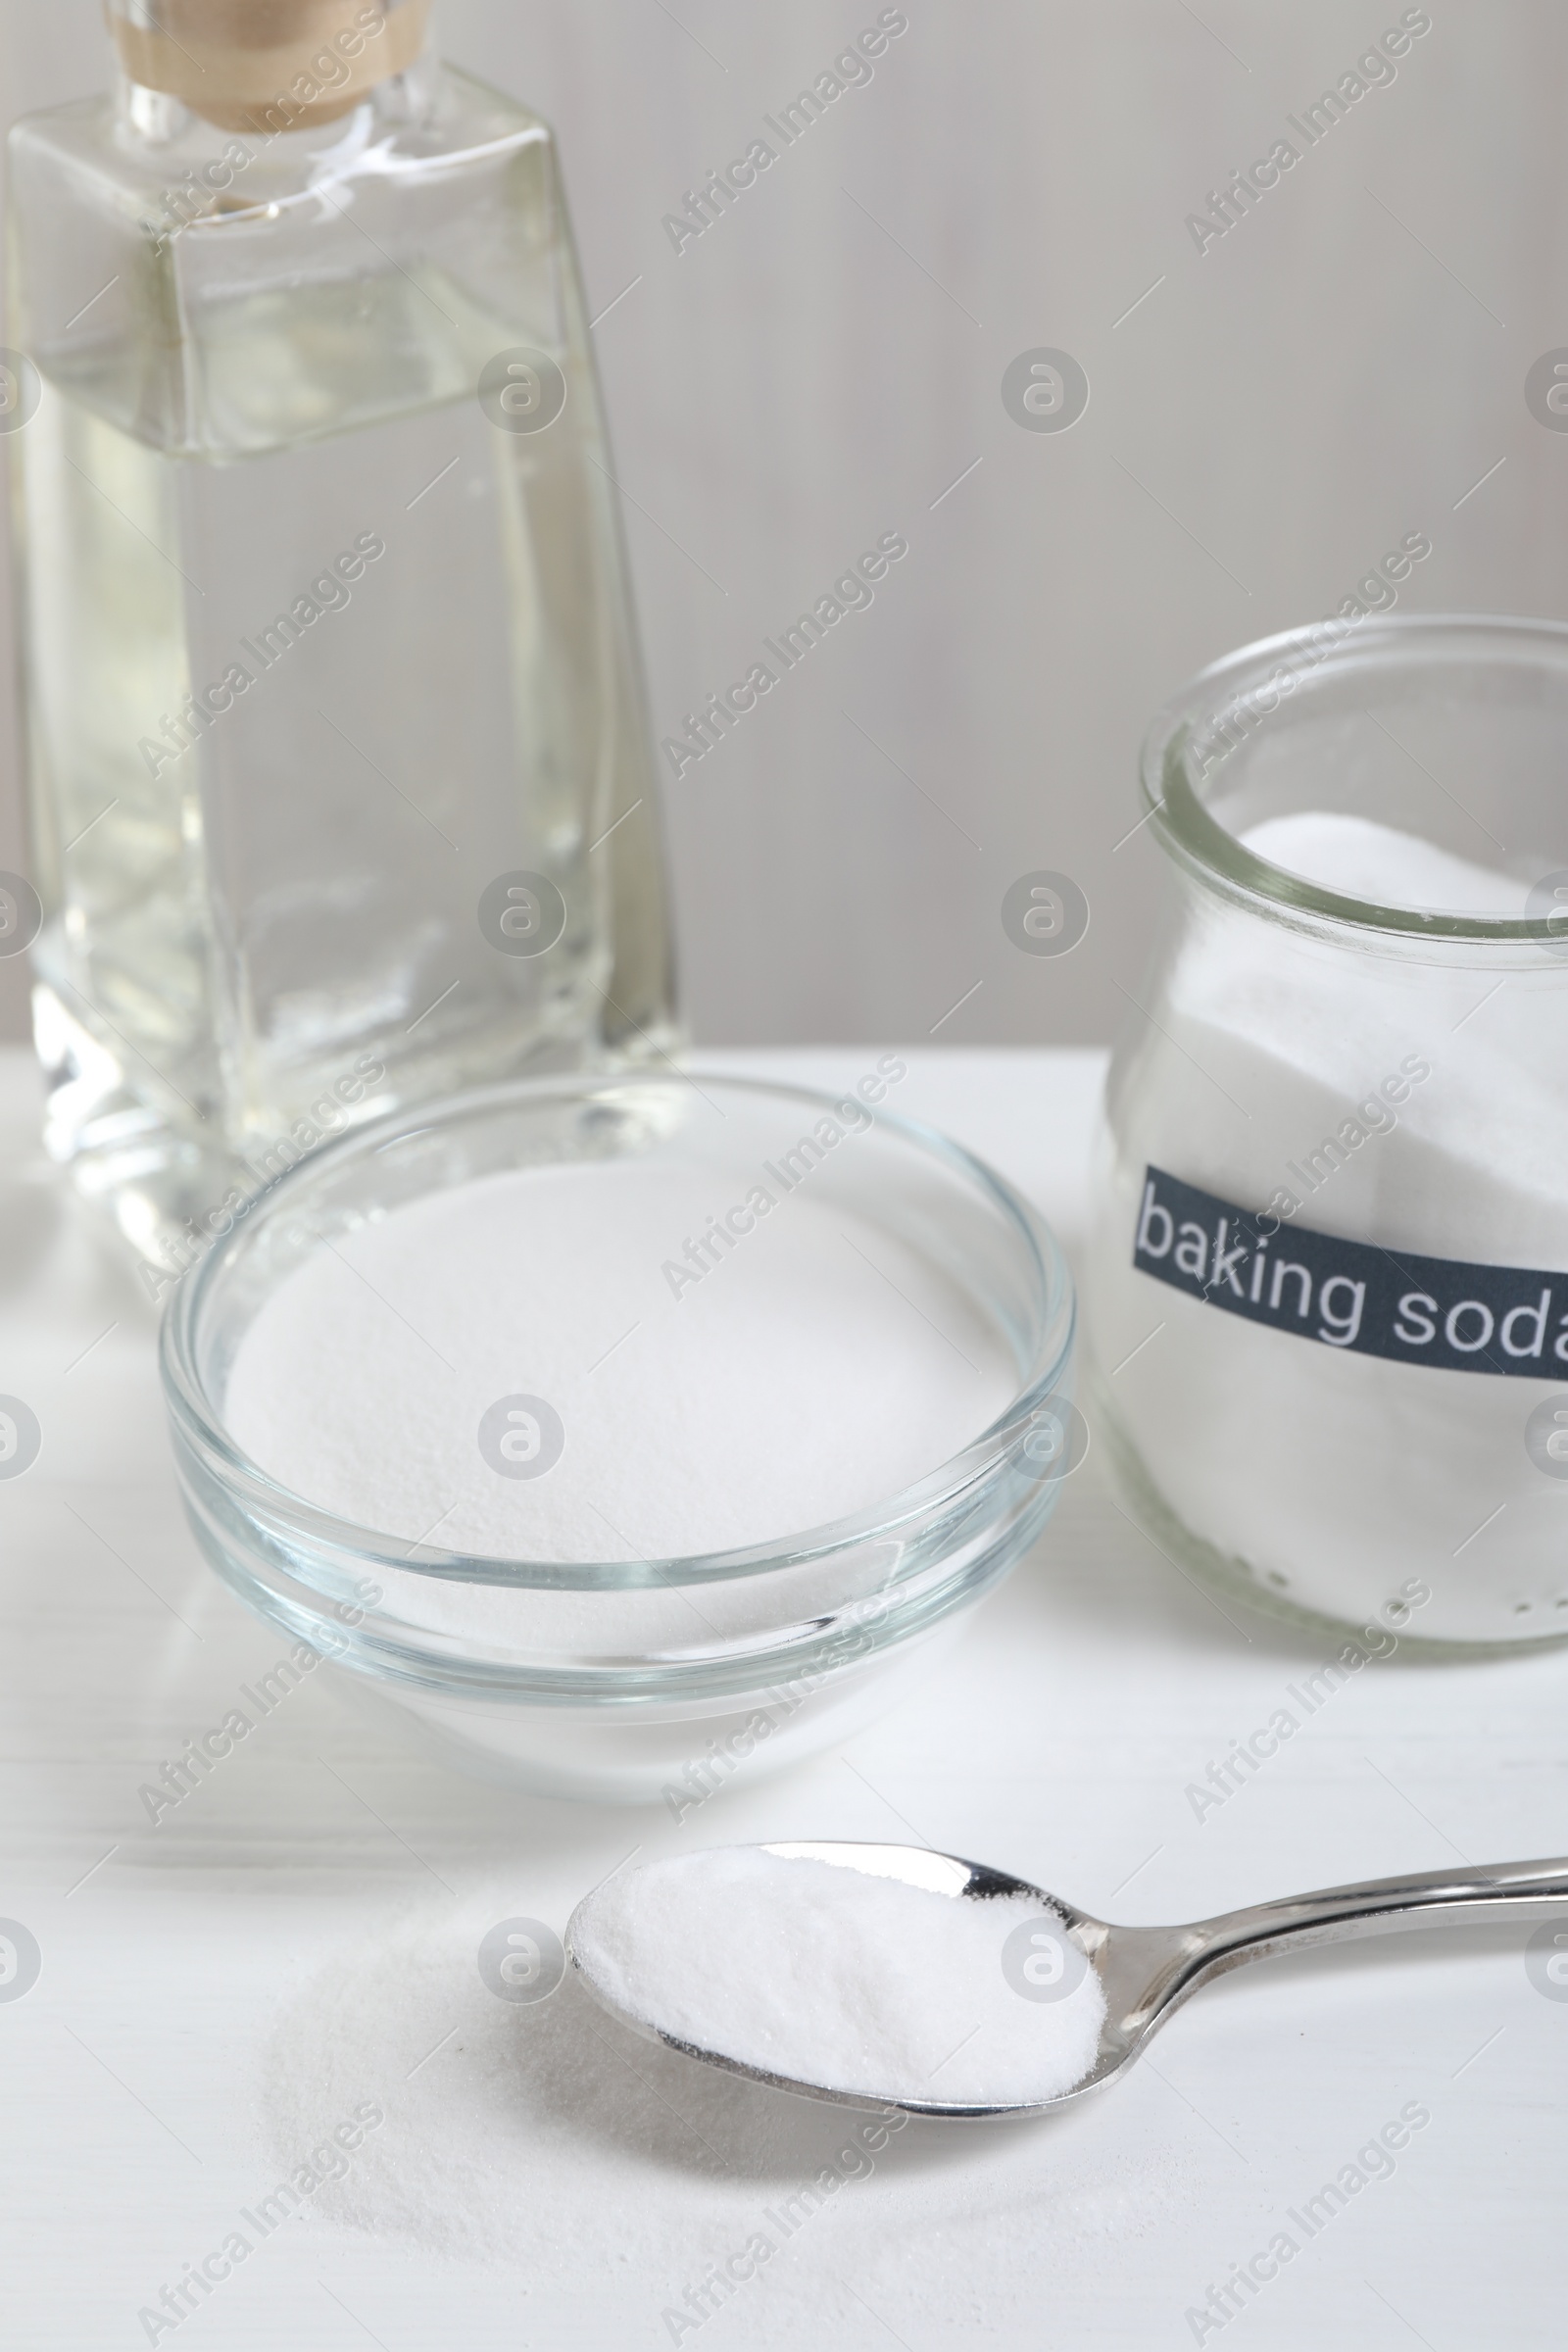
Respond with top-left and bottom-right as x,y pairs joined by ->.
19,248 -> 664,1265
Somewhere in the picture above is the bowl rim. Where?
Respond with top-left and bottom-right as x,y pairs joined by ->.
159,1066 -> 1076,1600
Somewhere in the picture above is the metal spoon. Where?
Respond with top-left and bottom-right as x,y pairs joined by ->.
566,1838 -> 1568,2120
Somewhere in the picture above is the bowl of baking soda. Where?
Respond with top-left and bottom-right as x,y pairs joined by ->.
161,1071 -> 1074,1800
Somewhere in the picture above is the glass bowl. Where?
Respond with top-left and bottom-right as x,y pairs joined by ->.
160,1071 -> 1076,1802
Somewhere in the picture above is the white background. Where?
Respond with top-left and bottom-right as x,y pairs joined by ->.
0,0 -> 1564,1047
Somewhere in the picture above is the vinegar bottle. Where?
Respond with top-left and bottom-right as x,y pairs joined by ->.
5,0 -> 676,1282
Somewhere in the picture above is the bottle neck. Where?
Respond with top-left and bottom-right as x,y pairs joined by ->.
106,0 -> 433,137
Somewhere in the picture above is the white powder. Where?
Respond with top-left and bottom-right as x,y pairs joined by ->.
222,1153 -> 1015,1647
1088,809 -> 1568,1640
255,1886 -> 889,2279
569,1847 -> 1108,2108
1244,809 -> 1528,915
255,1882 -> 1190,2292
220,1145 -> 1019,1663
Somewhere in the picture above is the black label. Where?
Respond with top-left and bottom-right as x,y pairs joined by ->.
1133,1166 -> 1568,1378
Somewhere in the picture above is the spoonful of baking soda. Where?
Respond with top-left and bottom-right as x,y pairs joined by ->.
567,1842 -> 1568,2118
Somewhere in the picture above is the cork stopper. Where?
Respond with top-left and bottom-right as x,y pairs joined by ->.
107,0 -> 432,133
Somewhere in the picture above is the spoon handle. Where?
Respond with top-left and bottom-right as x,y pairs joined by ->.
1185,1854 -> 1568,1985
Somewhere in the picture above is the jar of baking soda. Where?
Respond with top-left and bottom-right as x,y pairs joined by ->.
1087,615 -> 1568,1648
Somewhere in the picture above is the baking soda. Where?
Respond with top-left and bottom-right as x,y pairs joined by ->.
255,1881 -> 1185,2291
222,1152 -> 1015,1642
570,1847 -> 1107,2107
1244,809 -> 1527,915
1089,809 -> 1568,1640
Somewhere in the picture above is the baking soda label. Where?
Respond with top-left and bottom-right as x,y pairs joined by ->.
1134,1165 -> 1568,1377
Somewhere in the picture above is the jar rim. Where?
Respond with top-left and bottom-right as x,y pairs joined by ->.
1140,612 -> 1568,947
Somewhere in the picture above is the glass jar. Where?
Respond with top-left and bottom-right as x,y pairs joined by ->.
6,0 -> 675,1282
1087,614 -> 1568,1649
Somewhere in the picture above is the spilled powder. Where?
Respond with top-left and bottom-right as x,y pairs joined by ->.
254,1879 -> 1165,2292
571,1848 -> 1107,2108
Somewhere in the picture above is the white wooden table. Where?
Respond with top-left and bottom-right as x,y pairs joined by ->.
1,1045 -> 1560,2349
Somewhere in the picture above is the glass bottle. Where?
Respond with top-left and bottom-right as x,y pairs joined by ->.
5,0 -> 676,1282
1088,614 -> 1568,1650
